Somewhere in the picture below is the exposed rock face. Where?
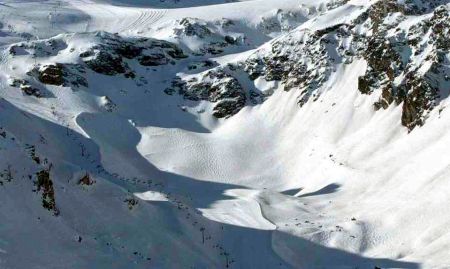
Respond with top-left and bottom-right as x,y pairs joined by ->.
187,60 -> 216,71
212,98 -> 246,118
167,68 -> 247,118
8,38 -> 68,57
29,63 -> 88,88
100,96 -> 117,112
256,1 -> 350,35
78,173 -> 95,186
37,64 -> 64,85
0,165 -> 13,185
138,53 -> 169,66
9,78 -> 42,97
124,197 -> 138,210
8,32 -> 187,98
78,32 -> 187,76
242,23 -> 343,106
172,18 -> 241,55
239,0 -> 450,130
358,2 -> 450,131
326,0 -> 350,9
177,18 -> 212,38
4,3 -> 449,128
82,50 -> 127,76
36,168 -> 59,216
20,85 -> 42,97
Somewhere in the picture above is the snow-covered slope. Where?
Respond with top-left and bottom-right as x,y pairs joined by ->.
1,0 -> 450,268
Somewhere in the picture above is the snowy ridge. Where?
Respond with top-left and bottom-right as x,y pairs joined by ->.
0,0 -> 450,268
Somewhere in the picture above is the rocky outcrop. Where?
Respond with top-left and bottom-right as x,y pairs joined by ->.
240,1 -> 450,130
167,68 -> 247,118
172,18 -> 241,55
256,1 -> 350,35
10,32 -> 187,83
36,167 -> 59,216
177,18 -> 212,38
138,53 -> 169,66
358,3 -> 450,130
242,23 -> 345,106
124,197 -> 138,210
30,63 -> 88,88
37,64 -> 64,85
10,63 -> 87,97
8,38 -> 67,57
9,78 -> 42,97
0,165 -> 13,185
82,50 -> 128,76
78,173 -> 95,186
100,96 -> 117,112
7,32 -> 188,99
79,32 -> 187,76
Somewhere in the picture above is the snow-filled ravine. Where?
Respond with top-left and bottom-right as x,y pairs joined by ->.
1,0 -> 450,268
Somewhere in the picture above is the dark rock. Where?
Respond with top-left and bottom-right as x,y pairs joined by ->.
166,47 -> 188,59
36,167 -> 59,216
171,69 -> 248,118
138,53 -> 169,66
83,50 -> 127,75
177,18 -> 212,38
114,44 -> 143,59
78,173 -> 95,186
29,63 -> 88,88
20,84 -> 42,98
213,98 -> 246,118
37,64 -> 64,86
224,35 -> 237,44
124,197 -> 138,210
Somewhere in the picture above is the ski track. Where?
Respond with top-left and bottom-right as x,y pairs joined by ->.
69,0 -> 168,33
0,49 -> 9,90
120,9 -> 167,33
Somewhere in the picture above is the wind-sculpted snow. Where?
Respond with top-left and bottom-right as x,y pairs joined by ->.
1,0 -> 450,268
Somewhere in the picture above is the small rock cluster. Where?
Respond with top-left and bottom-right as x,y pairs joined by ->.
35,167 -> 59,216
8,78 -> 42,97
167,68 -> 247,118
173,18 -> 241,55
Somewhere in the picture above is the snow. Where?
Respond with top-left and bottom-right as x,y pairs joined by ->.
134,190 -> 169,202
0,0 -> 450,268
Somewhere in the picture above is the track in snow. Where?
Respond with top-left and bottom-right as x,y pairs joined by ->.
69,1 -> 167,33
0,49 -> 10,88
119,9 -> 167,32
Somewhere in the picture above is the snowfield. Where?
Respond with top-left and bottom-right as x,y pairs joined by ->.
1,0 -> 450,268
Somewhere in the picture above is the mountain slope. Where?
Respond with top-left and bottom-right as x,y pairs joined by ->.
1,0 -> 450,268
